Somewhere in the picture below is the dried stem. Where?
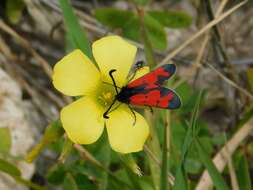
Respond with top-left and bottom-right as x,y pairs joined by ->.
195,117 -> 253,190
159,0 -> 247,66
0,19 -> 53,77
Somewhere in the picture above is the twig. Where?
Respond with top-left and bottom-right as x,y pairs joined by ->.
195,117 -> 253,190
204,62 -> 253,100
226,146 -> 239,190
220,134 -> 240,190
0,37 -> 56,120
194,0 -> 229,67
0,19 -> 53,77
74,144 -> 103,168
159,0 -> 247,66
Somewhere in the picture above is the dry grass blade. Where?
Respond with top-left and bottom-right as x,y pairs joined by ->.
74,144 -> 103,168
0,19 -> 53,77
227,147 -> 239,190
194,0 -> 229,66
205,63 -> 253,100
159,0 -> 248,66
195,117 -> 253,190
0,36 -> 57,120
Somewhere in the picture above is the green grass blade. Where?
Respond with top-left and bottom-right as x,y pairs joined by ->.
160,112 -> 169,190
237,155 -> 252,190
189,91 -> 229,190
173,167 -> 188,190
0,127 -> 11,154
119,154 -> 142,190
0,158 -> 21,176
194,139 -> 229,190
63,173 -> 78,190
14,176 -> 48,190
145,111 -> 162,190
172,121 -> 191,190
173,91 -> 203,190
99,141 -> 111,190
0,159 -> 47,190
59,0 -> 92,59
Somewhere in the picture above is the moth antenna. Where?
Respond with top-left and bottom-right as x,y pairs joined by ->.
102,81 -> 121,89
109,69 -> 119,95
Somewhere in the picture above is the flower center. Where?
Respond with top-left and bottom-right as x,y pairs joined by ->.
97,83 -> 116,107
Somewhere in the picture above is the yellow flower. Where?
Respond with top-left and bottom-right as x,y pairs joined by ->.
52,36 -> 149,153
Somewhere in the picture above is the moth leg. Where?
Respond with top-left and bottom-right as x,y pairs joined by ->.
128,105 -> 136,126
128,61 -> 145,83
103,98 -> 117,119
108,102 -> 121,114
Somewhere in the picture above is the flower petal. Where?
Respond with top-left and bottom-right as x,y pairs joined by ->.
61,97 -> 105,144
106,105 -> 149,153
53,49 -> 101,96
92,36 -> 137,87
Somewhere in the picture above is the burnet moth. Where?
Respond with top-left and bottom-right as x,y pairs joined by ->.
103,63 -> 181,123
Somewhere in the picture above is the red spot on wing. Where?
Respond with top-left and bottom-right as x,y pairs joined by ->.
145,83 -> 158,89
127,64 -> 175,88
129,87 -> 181,109
130,90 -> 160,107
158,92 -> 174,108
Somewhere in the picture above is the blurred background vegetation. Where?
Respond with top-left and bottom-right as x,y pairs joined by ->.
0,0 -> 253,190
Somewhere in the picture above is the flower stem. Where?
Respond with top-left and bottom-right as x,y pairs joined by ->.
136,7 -> 156,67
145,111 -> 162,190
160,111 -> 170,190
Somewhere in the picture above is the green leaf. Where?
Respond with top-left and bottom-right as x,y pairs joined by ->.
0,127 -> 11,154
194,139 -> 229,190
148,11 -> 192,28
63,173 -> 79,190
74,174 -> 97,190
144,14 -> 167,50
237,155 -> 252,190
134,0 -> 150,6
95,8 -> 134,29
123,16 -> 140,41
0,158 -> 21,177
5,0 -> 25,24
95,8 -> 167,50
124,13 -> 167,52
59,0 -> 92,58
46,164 -> 66,185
